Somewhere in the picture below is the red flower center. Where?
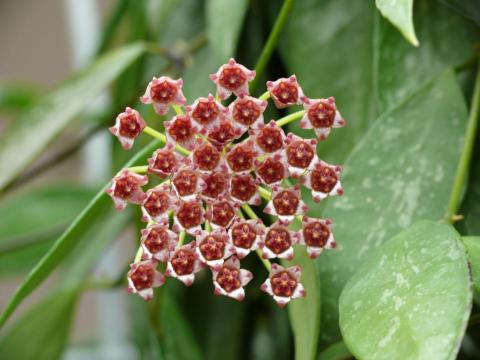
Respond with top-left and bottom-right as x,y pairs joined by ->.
143,190 -> 170,217
219,66 -> 246,90
131,264 -> 154,290
144,228 -> 169,254
167,115 -> 194,143
272,81 -> 298,105
286,140 -> 314,169
256,126 -> 283,153
271,271 -> 297,297
119,113 -> 142,138
171,249 -> 196,275
226,145 -> 255,172
193,143 -> 221,171
230,174 -> 257,201
199,235 -> 226,261
272,190 -> 299,216
231,223 -> 257,249
257,158 -> 285,184
192,99 -> 219,125
208,121 -> 236,144
311,167 -> 338,193
265,227 -> 291,254
173,169 -> 198,197
303,221 -> 330,247
151,80 -> 178,103
177,201 -> 203,229
232,99 -> 261,126
201,172 -> 227,199
114,176 -> 140,199
211,201 -> 235,227
151,150 -> 177,176
307,102 -> 336,128
216,266 -> 241,292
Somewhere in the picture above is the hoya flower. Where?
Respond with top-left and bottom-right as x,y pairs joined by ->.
165,242 -> 205,286
195,229 -> 235,270
300,216 -> 336,259
147,142 -> 187,178
225,141 -> 257,174
212,256 -> 253,301
172,166 -> 203,200
140,225 -> 178,262
140,76 -> 186,115
301,97 -> 345,140
140,184 -> 177,224
266,75 -> 305,109
284,133 -> 317,177
206,198 -> 238,229
229,94 -> 267,130
210,58 -> 256,100
207,118 -> 243,149
255,153 -> 289,185
251,120 -> 286,155
127,259 -> 165,301
229,174 -> 261,205
190,139 -> 226,173
259,220 -> 300,260
173,198 -> 205,235
264,185 -> 308,223
106,169 -> 148,211
109,107 -> 146,150
228,219 -> 265,259
164,114 -> 200,151
186,94 -> 226,130
200,171 -> 229,200
302,159 -> 343,202
260,264 -> 306,307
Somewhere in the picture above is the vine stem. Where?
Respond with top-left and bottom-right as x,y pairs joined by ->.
446,58 -> 480,223
128,165 -> 148,173
142,126 -> 190,156
241,204 -> 272,271
276,110 -> 305,127
249,0 -> 296,93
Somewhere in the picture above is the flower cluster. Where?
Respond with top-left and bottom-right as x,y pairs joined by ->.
107,58 -> 345,307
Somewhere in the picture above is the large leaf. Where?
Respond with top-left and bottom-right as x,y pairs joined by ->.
206,0 -> 249,61
463,237 -> 480,293
0,139 -> 161,328
441,0 -> 480,25
0,42 -> 146,191
317,71 -> 468,342
375,0 -> 418,46
339,221 -> 472,360
0,289 -> 78,359
317,341 -> 351,360
0,83 -> 39,114
0,239 -> 54,276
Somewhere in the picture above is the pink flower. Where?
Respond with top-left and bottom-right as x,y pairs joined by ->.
299,216 -> 336,259
228,219 -> 265,259
127,259 -> 165,301
207,118 -> 243,149
205,198 -> 239,229
173,198 -> 205,235
105,169 -> 148,211
267,75 -> 305,109
195,229 -> 235,270
190,139 -> 227,173
302,159 -> 343,202
259,220 -> 300,260
140,224 -> 178,262
254,153 -> 289,186
284,133 -> 318,177
264,185 -> 308,223
165,242 -> 205,286
172,166 -> 204,200
260,264 -> 306,307
212,256 -> 253,301
147,142 -> 187,178
229,94 -> 267,130
301,97 -> 345,140
140,184 -> 178,224
186,94 -> 226,130
225,140 -> 257,174
200,171 -> 229,200
250,120 -> 286,155
164,114 -> 200,151
140,76 -> 186,115
109,107 -> 146,150
229,174 -> 261,206
210,58 -> 256,100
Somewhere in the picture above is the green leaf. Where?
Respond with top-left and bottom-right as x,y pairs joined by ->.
206,0 -> 249,60
440,0 -> 480,25
0,289 -> 78,359
317,71 -> 469,342
0,139 -> 161,328
339,221 -> 472,360
375,0 -> 418,46
317,341 -> 351,360
0,83 -> 39,113
0,239 -> 54,275
0,42 -> 146,191
462,237 -> 480,293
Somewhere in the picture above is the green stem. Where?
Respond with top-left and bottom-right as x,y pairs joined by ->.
446,58 -> 480,222
249,0 -> 296,93
276,110 -> 305,127
128,165 -> 148,173
241,204 -> 272,272
134,246 -> 143,263
259,91 -> 271,101
258,186 -> 272,200
178,230 -> 186,246
172,104 -> 184,115
205,220 -> 212,232
142,126 -> 190,156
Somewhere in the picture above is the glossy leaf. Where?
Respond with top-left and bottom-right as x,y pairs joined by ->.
317,341 -> 351,360
440,0 -> 480,25
462,237 -> 480,293
0,289 -> 78,359
317,71 -> 468,342
375,0 -> 418,46
206,0 -> 249,60
0,42 -> 146,191
340,221 -> 472,360
0,139 -> 161,328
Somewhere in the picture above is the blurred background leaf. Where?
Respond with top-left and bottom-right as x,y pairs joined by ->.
375,0 -> 418,46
